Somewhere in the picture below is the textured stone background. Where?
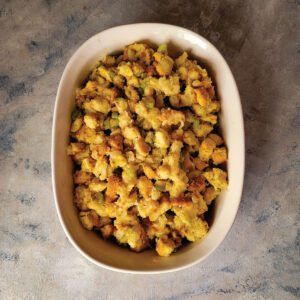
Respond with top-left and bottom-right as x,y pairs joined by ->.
0,0 -> 299,299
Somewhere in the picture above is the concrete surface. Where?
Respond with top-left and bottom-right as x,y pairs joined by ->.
0,0 -> 299,299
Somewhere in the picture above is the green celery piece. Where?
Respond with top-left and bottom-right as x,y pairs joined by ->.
115,97 -> 125,103
104,119 -> 110,130
98,193 -> 104,204
157,43 -> 167,53
109,71 -> 116,80
127,48 -> 135,60
192,119 -> 200,133
112,112 -> 118,119
187,111 -> 196,123
155,183 -> 166,192
125,167 -> 135,179
138,87 -> 144,95
146,102 -> 154,109
140,82 -> 148,89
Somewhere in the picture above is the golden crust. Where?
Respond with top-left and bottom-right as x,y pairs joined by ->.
107,134 -> 124,151
67,42 -> 228,257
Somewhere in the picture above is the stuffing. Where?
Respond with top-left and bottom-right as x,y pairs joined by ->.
203,168 -> 228,190
203,186 -> 220,205
73,170 -> 93,185
195,87 -> 211,107
183,130 -> 198,146
71,115 -> 83,133
106,175 -> 122,202
144,215 -> 169,239
155,129 -> 170,148
158,75 -> 180,96
135,138 -> 151,156
172,215 -> 208,242
156,235 -> 176,257
122,126 -> 141,140
107,133 -> 123,151
79,210 -> 101,230
75,125 -> 105,144
90,143 -> 110,160
67,142 -> 86,155
153,52 -> 174,76
67,42 -> 228,257
212,147 -> 227,165
193,121 -> 213,138
160,108 -> 185,128
109,150 -> 127,168
88,178 -> 107,192
142,163 -> 158,180
175,51 -> 188,67
90,98 -> 111,114
74,185 -> 92,211
208,133 -> 223,146
81,157 -> 96,173
180,85 -> 197,106
100,224 -> 115,239
83,113 -> 104,129
93,156 -> 109,180
114,214 -> 149,252
67,143 -> 90,164
137,176 -> 153,199
124,43 -> 154,65
199,137 -> 217,162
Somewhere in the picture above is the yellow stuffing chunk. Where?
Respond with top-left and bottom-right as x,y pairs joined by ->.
158,76 -> 180,96
71,116 -> 83,133
67,142 -> 87,155
180,85 -> 196,107
79,211 -> 111,231
67,143 -> 90,164
93,157 -> 109,180
208,133 -> 223,146
199,137 -> 217,162
74,185 -> 92,211
145,215 -> 169,239
204,186 -> 220,205
88,178 -> 107,192
114,214 -> 149,252
135,138 -> 151,157
155,129 -> 170,148
160,108 -> 185,128
75,125 -> 105,144
183,130 -> 198,146
203,168 -> 228,190
73,170 -> 92,185
173,215 -> 208,242
153,52 -> 174,76
175,51 -> 188,67
195,87 -> 211,107
212,147 -> 227,165
90,98 -> 111,115
83,113 -> 103,129
100,224 -> 115,239
79,210 -> 100,230
156,235 -> 176,257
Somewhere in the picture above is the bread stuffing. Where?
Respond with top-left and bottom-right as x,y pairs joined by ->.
67,42 -> 228,256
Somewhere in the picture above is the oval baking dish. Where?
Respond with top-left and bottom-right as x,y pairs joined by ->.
51,23 -> 245,274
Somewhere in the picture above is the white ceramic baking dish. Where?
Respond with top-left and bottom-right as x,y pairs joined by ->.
52,23 -> 245,274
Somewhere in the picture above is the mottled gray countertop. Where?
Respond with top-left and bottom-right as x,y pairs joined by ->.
0,0 -> 299,299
